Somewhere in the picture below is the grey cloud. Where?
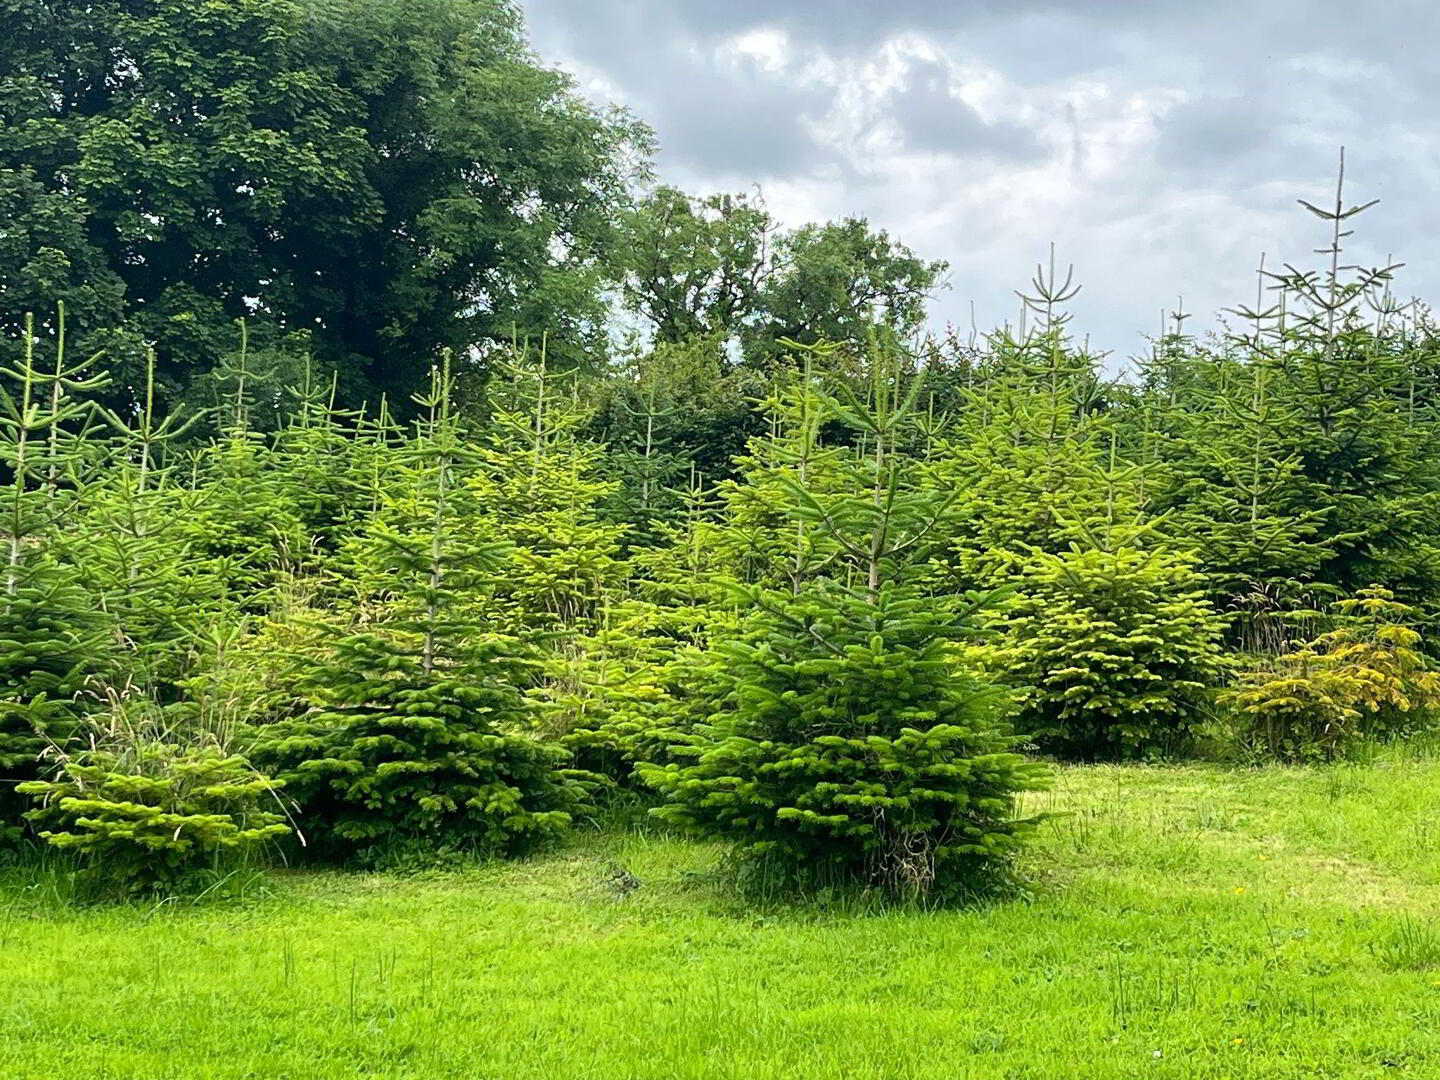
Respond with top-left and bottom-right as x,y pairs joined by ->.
530,0 -> 1172,58
640,56 -> 832,178
887,58 -> 1041,159
525,0 -> 834,179
522,0 -> 1440,355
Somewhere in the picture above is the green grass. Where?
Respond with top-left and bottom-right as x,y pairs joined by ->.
7,752 -> 1440,1078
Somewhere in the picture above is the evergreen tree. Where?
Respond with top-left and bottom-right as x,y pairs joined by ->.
64,350 -> 221,699
978,527 -> 1228,760
174,326 -> 312,607
589,336 -> 768,491
645,346 -> 1045,898
1153,158 -> 1440,624
19,700 -> 289,897
255,358 -> 591,864
471,343 -> 629,638
932,271 -> 1118,590
0,309 -> 110,840
1151,345 -> 1332,644
269,365 -> 379,560
1228,588 -> 1440,762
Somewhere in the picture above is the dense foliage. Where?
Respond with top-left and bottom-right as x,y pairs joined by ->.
646,357 -> 1044,896
253,361 -> 594,864
0,0 -> 647,404
18,737 -> 288,897
1228,589 -> 1440,761
4,4 -> 1440,901
980,540 -> 1228,759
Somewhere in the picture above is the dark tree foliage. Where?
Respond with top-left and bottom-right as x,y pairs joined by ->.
619,187 -> 773,344
746,219 -> 948,365
0,0 -> 648,407
647,583 -> 1044,898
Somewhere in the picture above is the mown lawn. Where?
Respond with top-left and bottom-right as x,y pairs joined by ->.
6,753 -> 1440,1079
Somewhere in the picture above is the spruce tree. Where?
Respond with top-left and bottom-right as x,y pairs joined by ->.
466,343 -> 637,754
558,473 -> 736,789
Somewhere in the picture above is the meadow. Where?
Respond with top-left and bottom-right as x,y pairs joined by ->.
8,5 -> 1440,1076
6,751 -> 1440,1080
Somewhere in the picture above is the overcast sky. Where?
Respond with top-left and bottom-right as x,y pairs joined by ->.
523,0 -> 1438,366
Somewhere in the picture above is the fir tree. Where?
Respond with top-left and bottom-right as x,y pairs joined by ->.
0,309 -> 111,840
255,357 -> 592,864
979,526 -> 1229,760
645,346 -> 1045,897
934,317 -> 1118,589
65,350 -> 221,698
1153,351 -> 1333,644
177,324 -> 311,607
1228,588 -> 1440,762
471,342 -> 629,638
1155,155 -> 1440,620
19,696 -> 289,897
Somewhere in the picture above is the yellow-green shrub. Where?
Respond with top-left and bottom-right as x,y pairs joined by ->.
1228,588 -> 1440,761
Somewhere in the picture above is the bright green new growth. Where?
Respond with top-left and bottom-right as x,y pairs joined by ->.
253,357 -> 593,864
982,536 -> 1229,759
646,344 -> 1046,897
18,739 -> 288,897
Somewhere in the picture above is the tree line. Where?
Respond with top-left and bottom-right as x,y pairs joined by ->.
1,0 -> 940,412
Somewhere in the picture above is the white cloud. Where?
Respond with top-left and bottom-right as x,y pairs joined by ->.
719,28 -> 792,74
523,0 -> 1440,360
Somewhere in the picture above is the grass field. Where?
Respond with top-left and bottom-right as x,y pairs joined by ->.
6,753 -> 1440,1079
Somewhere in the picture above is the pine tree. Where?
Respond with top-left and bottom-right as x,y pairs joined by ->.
557,473 -> 737,790
465,342 -> 637,760
604,371 -> 688,543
